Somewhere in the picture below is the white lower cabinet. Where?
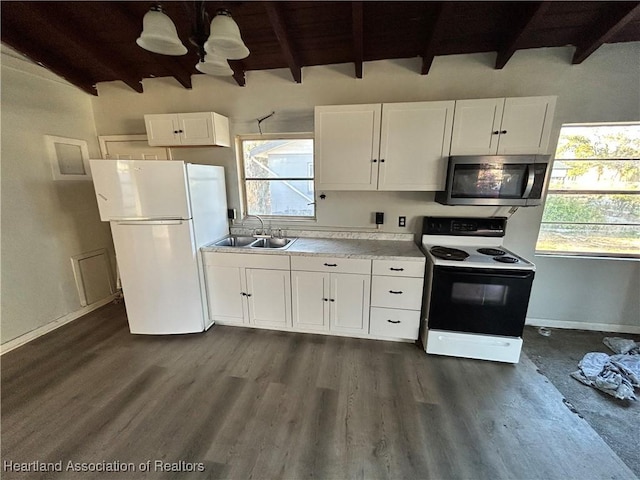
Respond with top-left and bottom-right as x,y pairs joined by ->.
329,273 -> 371,334
204,264 -> 246,324
245,268 -> 292,328
204,251 -> 426,342
291,256 -> 371,336
203,253 -> 291,329
291,271 -> 328,332
369,259 -> 425,341
370,308 -> 421,339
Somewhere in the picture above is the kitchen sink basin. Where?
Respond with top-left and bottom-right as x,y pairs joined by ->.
214,236 -> 257,247
250,237 -> 294,249
213,235 -> 296,249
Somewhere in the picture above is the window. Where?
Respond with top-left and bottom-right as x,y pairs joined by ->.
535,123 -> 640,258
239,134 -> 315,218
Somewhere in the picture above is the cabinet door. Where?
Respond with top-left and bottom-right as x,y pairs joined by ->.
450,99 -> 504,155
315,104 -> 381,190
291,271 -> 329,332
329,273 -> 370,334
378,101 -> 455,191
144,114 -> 181,146
178,112 -> 216,146
245,268 -> 292,329
497,97 -> 556,154
204,265 -> 246,324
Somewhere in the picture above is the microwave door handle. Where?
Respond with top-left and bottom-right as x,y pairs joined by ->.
522,164 -> 536,198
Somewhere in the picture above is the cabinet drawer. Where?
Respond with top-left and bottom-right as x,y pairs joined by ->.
202,252 -> 290,270
372,259 -> 425,277
371,276 -> 423,310
370,308 -> 420,340
291,256 -> 371,274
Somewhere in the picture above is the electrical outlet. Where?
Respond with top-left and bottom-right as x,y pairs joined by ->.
375,212 -> 384,225
399,216 -> 406,227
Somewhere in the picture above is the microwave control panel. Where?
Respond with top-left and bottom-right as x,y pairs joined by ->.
423,217 -> 506,237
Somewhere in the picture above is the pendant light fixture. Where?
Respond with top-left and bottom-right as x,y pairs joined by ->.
204,9 -> 249,60
136,3 -> 249,76
196,53 -> 233,76
136,5 -> 187,56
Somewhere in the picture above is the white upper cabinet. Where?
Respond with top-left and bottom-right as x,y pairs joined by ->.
315,104 -> 381,190
497,97 -> 556,154
315,101 -> 454,191
144,112 -> 230,147
450,96 -> 556,155
378,101 -> 454,191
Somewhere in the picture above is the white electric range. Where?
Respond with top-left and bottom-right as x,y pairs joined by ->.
420,216 -> 536,363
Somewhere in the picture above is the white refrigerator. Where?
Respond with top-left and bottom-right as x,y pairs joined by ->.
90,159 -> 228,334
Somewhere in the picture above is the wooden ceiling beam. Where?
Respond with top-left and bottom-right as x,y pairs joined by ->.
421,2 -> 449,75
572,2 -> 640,64
1,26 -> 97,96
264,1 -> 302,83
111,2 -> 193,90
495,2 -> 552,70
352,1 -> 364,79
25,4 -> 144,93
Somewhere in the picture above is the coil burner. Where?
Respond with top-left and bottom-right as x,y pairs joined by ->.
493,255 -> 519,263
430,246 -> 469,261
477,247 -> 506,256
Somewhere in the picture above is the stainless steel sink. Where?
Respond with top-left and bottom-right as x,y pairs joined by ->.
250,237 -> 294,249
213,235 -> 296,249
214,236 -> 257,247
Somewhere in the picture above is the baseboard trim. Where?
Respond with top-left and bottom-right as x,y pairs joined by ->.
526,317 -> 640,335
0,294 -> 119,355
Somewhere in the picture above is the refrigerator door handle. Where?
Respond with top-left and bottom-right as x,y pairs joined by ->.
115,219 -> 185,226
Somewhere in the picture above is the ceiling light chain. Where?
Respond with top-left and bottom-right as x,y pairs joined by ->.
136,2 -> 249,77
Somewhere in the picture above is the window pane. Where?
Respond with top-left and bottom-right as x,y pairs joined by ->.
243,139 -> 314,179
246,180 -> 315,217
538,123 -> 640,257
542,194 -> 640,224
555,125 -> 640,160
548,160 -> 640,191
537,223 -> 640,256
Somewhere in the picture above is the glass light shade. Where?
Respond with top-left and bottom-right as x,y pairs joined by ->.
204,12 -> 249,60
196,54 -> 233,76
136,8 -> 187,56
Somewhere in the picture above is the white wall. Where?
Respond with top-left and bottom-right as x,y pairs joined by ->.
91,43 -> 640,331
1,49 -> 116,345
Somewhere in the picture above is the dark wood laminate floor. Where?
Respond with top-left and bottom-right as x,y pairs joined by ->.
1,302 -> 635,480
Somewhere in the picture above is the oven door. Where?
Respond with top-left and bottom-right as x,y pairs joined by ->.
427,266 -> 534,337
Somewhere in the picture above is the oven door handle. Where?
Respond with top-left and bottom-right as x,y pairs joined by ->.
522,164 -> 536,199
438,266 -> 534,279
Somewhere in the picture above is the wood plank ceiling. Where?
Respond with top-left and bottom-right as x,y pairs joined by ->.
2,1 -> 639,96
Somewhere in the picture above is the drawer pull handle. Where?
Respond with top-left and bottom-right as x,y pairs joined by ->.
387,319 -> 401,324
389,290 -> 403,294
389,267 -> 404,271
323,298 -> 328,302
330,299 -> 335,302
324,263 -> 338,267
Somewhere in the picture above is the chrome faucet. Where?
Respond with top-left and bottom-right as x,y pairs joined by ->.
242,214 -> 269,237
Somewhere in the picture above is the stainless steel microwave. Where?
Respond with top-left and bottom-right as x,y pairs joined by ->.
435,155 -> 550,206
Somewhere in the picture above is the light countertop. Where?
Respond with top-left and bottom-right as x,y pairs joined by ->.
202,236 -> 426,262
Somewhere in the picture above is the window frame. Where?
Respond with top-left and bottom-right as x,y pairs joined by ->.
535,122 -> 640,260
236,132 -> 316,221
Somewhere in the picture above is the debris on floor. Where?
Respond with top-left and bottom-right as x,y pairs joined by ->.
537,326 -> 552,337
570,337 -> 640,401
